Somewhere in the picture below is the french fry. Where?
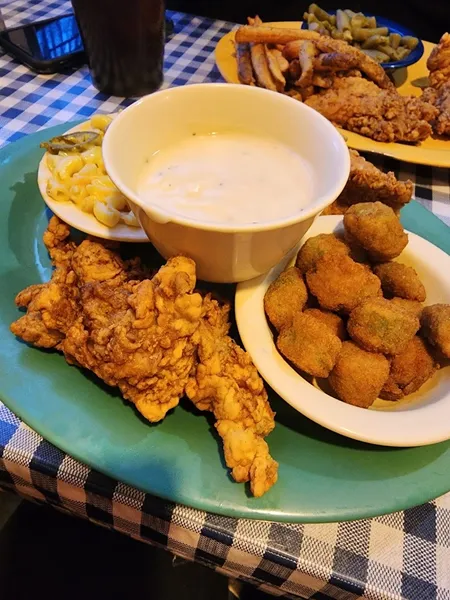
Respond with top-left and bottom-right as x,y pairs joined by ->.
235,25 -> 320,46
283,40 -> 303,61
266,47 -> 286,91
236,42 -> 255,86
250,43 -> 278,91
271,48 -> 290,74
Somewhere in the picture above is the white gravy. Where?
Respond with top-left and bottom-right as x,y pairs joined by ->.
137,132 -> 315,225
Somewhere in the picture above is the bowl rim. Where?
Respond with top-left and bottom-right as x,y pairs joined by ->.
301,12 -> 424,70
102,83 -> 350,234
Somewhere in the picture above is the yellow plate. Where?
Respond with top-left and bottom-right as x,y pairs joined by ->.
215,22 -> 449,167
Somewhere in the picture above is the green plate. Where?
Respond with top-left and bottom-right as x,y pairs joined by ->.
1,124 -> 450,523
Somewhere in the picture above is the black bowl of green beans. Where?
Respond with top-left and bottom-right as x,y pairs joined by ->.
301,4 -> 424,71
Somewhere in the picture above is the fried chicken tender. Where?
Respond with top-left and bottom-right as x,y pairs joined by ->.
295,233 -> 350,274
306,253 -> 381,313
380,336 -> 438,401
422,33 -> 450,136
276,312 -> 342,378
11,218 -> 79,348
335,150 -> 413,212
427,33 -> 450,89
264,267 -> 308,330
305,77 -> 437,143
347,297 -> 420,355
343,202 -> 408,262
186,296 -> 278,498
421,304 -> 450,358
303,308 -> 347,340
374,262 -> 426,302
328,341 -> 390,408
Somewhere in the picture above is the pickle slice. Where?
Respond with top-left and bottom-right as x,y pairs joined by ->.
40,131 -> 100,153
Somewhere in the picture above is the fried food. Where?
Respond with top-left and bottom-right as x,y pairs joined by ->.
186,296 -> 278,498
380,336 -> 438,400
314,51 -> 359,71
236,42 -> 255,85
374,262 -> 426,302
297,40 -> 318,88
305,77 -> 436,143
266,48 -> 287,89
347,297 -> 420,355
328,341 -> 390,408
306,253 -> 381,313
250,43 -> 278,91
390,297 -> 424,319
276,312 -> 342,378
264,267 -> 308,330
421,304 -> 450,358
11,217 -> 277,497
427,32 -> 450,90
422,84 -> 450,136
336,150 -> 413,212
343,201 -> 408,262
303,308 -> 347,340
295,233 -> 350,274
235,25 -> 320,46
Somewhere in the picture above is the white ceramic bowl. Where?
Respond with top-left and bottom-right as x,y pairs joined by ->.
103,83 -> 350,283
236,216 -> 450,448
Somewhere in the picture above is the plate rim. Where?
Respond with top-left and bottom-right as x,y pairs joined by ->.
235,215 -> 450,448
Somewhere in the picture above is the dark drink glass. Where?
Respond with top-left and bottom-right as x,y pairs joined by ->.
71,0 -> 165,97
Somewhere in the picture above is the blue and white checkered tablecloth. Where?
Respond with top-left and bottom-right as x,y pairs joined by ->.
1,2 -> 450,599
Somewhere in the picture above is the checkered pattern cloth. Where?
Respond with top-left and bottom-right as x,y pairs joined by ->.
1,2 -> 450,599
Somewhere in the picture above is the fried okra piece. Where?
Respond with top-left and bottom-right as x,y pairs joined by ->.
276,312 -> 342,378
328,341 -> 390,408
390,297 -> 424,320
347,297 -> 420,355
343,202 -> 408,262
295,233 -> 350,274
380,336 -> 438,401
373,262 -> 426,302
264,267 -> 308,330
306,253 -> 382,313
303,308 -> 347,340
421,304 -> 450,358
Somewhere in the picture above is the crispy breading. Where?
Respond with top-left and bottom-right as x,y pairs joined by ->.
374,262 -> 426,302
276,312 -> 342,378
380,336 -> 438,400
295,233 -> 350,274
343,201 -> 408,262
421,304 -> 450,358
306,253 -> 382,314
329,341 -> 390,408
305,77 -> 437,143
347,297 -> 420,355
264,267 -> 308,330
303,308 -> 347,340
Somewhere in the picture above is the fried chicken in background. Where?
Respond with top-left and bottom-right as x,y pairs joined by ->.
186,295 -> 278,498
323,150 -> 413,216
422,32 -> 450,136
305,77 -> 437,143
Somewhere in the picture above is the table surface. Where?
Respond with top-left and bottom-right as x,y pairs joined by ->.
1,2 -> 450,599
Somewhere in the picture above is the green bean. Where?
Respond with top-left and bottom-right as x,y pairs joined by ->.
336,9 -> 350,32
366,16 -> 377,28
309,3 -> 335,23
308,21 -> 329,36
378,44 -> 401,60
396,46 -> 410,60
352,26 -> 389,41
401,36 -> 419,49
389,33 -> 401,49
362,35 -> 389,49
344,9 -> 356,19
361,49 -> 390,63
330,28 -> 345,40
